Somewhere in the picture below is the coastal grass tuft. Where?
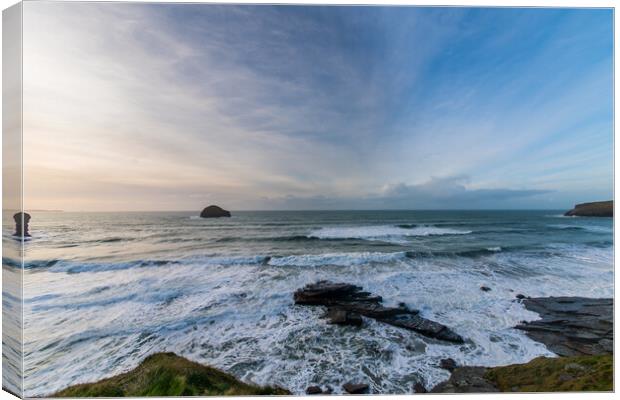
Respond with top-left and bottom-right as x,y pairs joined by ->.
485,354 -> 613,392
53,352 -> 289,397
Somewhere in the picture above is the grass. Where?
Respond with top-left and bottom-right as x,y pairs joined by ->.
53,352 -> 290,397
485,354 -> 613,392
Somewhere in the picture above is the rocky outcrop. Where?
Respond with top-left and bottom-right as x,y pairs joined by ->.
294,281 -> 464,343
432,296 -> 613,393
564,201 -> 612,217
431,354 -> 613,393
13,212 -> 31,237
200,205 -> 231,218
515,297 -> 613,357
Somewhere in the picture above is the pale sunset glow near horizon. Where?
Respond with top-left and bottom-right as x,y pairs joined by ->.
21,3 -> 613,211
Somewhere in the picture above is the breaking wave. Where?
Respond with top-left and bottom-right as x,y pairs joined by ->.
308,225 -> 472,243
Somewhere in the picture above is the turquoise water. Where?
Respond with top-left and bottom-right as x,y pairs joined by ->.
6,210 -> 614,395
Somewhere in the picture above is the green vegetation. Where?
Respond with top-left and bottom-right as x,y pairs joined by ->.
485,354 -> 613,392
54,353 -> 289,397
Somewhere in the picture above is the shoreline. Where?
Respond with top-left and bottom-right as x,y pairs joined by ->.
51,295 -> 613,396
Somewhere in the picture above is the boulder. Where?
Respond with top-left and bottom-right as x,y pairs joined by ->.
200,205 -> 231,218
294,281 -> 464,343
480,286 -> 491,292
564,201 -> 612,217
305,386 -> 322,395
342,383 -> 369,394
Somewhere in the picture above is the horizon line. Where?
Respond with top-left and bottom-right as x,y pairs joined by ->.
4,208 -> 575,213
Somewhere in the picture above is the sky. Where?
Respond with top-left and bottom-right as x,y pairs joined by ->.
22,3 -> 613,211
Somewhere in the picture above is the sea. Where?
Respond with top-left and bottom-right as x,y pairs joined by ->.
3,210 -> 614,396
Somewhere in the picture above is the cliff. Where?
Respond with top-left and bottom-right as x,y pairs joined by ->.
53,353 -> 288,397
564,201 -> 613,217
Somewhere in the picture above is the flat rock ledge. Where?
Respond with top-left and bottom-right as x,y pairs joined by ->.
515,296 -> 613,357
294,281 -> 464,343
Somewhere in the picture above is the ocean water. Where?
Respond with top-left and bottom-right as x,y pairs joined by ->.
4,210 -> 613,396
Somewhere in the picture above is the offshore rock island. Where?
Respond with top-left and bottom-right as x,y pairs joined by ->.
200,205 -> 231,218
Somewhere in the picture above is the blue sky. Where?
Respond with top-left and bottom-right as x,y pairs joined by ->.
24,4 -> 612,211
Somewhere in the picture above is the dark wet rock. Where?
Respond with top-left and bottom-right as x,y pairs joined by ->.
200,205 -> 231,218
439,358 -> 457,372
515,297 -> 612,357
430,367 -> 498,393
515,294 -> 526,300
342,383 -> 369,394
480,286 -> 491,292
294,282 -> 376,305
294,280 -> 464,343
564,200 -> 612,217
306,386 -> 322,395
325,308 -> 363,326
413,382 -> 427,393
13,212 -> 31,237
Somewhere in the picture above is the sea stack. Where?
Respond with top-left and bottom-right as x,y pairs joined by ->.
13,212 -> 31,237
200,205 -> 231,218
564,201 -> 613,217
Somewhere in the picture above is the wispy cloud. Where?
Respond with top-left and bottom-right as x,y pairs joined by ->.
22,4 -> 612,211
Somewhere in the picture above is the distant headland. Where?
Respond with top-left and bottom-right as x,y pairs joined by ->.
564,201 -> 613,217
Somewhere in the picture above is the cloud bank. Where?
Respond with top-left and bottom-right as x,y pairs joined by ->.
256,175 -> 551,210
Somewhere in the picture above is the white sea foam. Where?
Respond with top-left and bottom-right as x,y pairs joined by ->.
47,255 -> 269,273
308,225 -> 471,243
19,211 -> 613,397
267,252 -> 408,267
